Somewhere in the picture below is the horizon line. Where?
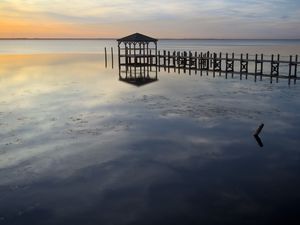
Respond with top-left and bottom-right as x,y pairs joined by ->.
1,37 -> 300,41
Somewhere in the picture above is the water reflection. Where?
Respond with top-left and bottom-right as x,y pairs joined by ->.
118,63 -> 158,87
1,53 -> 300,225
254,135 -> 264,147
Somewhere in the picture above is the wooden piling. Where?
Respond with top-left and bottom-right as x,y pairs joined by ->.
206,51 -> 209,76
260,54 -> 264,81
219,52 -> 222,76
213,53 -> 216,77
194,51 -> 198,75
168,51 -> 170,73
111,47 -> 114,69
295,55 -> 298,84
240,53 -> 243,80
104,47 -> 107,68
200,52 -> 203,76
271,54 -> 274,84
276,54 -> 280,83
183,51 -> 187,74
189,51 -> 192,75
225,53 -> 228,79
245,53 -> 249,79
173,51 -> 176,72
232,53 -> 234,78
254,54 -> 258,82
150,49 -> 152,71
288,55 -> 292,85
177,51 -> 181,74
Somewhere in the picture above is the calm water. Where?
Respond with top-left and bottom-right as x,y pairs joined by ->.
0,40 -> 300,225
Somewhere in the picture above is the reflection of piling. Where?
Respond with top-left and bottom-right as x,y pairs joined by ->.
253,123 -> 264,147
254,135 -> 264,147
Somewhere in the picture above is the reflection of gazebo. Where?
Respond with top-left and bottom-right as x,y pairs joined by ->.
117,33 -> 158,87
117,33 -> 158,66
119,76 -> 158,87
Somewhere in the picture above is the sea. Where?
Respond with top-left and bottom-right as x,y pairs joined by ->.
0,39 -> 300,225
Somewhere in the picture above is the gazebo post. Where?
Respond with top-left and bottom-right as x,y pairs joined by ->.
155,42 -> 158,65
134,42 -> 136,77
146,43 -> 149,65
118,42 -> 121,75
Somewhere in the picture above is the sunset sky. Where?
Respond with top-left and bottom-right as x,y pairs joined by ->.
1,0 -> 300,39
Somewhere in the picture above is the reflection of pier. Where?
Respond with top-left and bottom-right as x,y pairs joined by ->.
112,33 -> 300,85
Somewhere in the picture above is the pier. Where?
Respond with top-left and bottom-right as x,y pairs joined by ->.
104,33 -> 300,85
156,51 -> 299,84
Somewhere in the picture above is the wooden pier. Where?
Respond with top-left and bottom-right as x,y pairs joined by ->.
111,33 -> 300,85
156,50 -> 299,84
106,46 -> 299,85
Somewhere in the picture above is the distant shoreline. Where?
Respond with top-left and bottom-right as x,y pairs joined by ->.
1,38 -> 300,41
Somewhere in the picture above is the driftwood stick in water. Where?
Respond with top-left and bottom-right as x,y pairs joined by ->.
254,123 -> 264,136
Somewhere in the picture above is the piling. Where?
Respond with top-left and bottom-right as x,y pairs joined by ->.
111,47 -> 114,68
104,47 -> 107,68
295,55 -> 298,84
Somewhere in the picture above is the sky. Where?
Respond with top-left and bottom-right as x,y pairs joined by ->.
0,0 -> 300,39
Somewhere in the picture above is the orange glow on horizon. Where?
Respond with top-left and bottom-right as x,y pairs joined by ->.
0,20 -> 123,38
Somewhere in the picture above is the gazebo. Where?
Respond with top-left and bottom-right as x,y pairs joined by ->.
117,33 -> 158,86
117,33 -> 158,66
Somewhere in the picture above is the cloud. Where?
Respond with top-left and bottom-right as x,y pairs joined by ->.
0,0 -> 300,38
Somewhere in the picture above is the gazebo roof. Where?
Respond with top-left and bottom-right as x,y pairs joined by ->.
117,33 -> 157,43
